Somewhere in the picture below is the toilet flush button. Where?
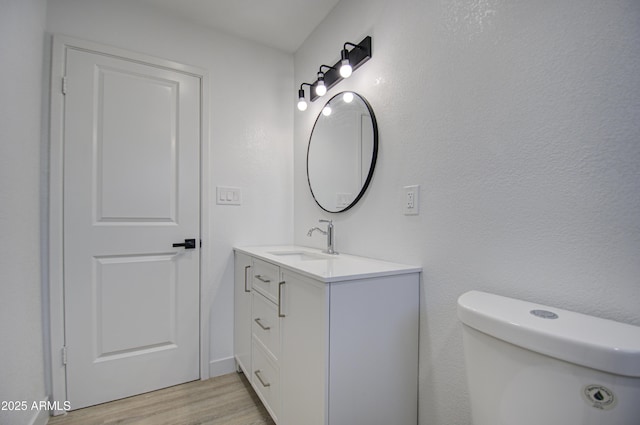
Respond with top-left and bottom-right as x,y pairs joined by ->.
583,385 -> 616,410
530,309 -> 559,319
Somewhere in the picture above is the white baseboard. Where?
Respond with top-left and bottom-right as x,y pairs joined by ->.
208,356 -> 236,378
28,400 -> 51,425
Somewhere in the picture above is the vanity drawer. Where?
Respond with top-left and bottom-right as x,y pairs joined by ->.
252,259 -> 281,304
252,292 -> 280,361
252,340 -> 280,421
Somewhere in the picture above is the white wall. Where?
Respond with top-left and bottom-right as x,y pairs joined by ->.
294,0 -> 640,423
0,1 -> 49,424
46,0 -> 294,378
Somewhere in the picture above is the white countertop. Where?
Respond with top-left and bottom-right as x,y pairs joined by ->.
234,245 -> 421,283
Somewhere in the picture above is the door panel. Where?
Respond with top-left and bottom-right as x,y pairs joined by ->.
94,254 -> 177,358
97,68 -> 178,222
63,48 -> 200,409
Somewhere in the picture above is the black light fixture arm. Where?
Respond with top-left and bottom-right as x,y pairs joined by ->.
298,82 -> 312,95
343,42 -> 363,51
319,64 -> 336,73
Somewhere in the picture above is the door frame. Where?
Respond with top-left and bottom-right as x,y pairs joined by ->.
48,34 -> 211,412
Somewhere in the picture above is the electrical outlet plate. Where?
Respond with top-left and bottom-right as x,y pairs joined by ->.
403,185 -> 419,215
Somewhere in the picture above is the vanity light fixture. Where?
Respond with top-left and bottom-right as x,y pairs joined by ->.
342,91 -> 354,103
322,105 -> 332,116
298,36 -> 371,106
297,82 -> 312,111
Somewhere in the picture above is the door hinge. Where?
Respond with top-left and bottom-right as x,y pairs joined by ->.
62,346 -> 68,365
62,76 -> 67,95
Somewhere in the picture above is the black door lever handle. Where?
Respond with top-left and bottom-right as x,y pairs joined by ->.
173,238 -> 196,249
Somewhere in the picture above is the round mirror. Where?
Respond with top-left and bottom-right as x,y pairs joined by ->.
307,92 -> 378,213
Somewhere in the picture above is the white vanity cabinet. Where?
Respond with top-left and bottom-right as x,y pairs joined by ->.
234,246 -> 421,425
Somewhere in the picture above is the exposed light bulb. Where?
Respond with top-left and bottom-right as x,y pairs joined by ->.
297,88 -> 308,111
322,105 -> 332,116
343,92 -> 354,103
339,49 -> 352,78
340,60 -> 352,78
315,71 -> 327,97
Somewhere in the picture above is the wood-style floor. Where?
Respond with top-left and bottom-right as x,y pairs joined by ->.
47,372 -> 275,425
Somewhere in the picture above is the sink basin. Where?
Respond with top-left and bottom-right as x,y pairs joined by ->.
268,250 -> 331,261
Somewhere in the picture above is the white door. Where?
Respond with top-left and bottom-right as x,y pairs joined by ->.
63,48 -> 201,409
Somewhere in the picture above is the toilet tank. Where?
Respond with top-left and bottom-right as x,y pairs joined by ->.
457,290 -> 640,425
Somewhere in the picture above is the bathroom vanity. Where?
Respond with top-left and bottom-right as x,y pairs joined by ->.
234,246 -> 421,425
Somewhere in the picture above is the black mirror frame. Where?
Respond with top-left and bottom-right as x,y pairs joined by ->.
306,92 -> 378,213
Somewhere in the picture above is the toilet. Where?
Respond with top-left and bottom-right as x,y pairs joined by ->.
457,290 -> 640,425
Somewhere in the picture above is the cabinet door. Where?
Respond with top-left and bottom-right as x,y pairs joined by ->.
280,270 -> 329,425
329,274 -> 420,425
233,252 -> 253,375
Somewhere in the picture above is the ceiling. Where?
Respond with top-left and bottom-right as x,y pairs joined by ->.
129,0 -> 341,53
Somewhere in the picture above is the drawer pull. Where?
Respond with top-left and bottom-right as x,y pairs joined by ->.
244,265 -> 251,293
254,318 -> 271,330
278,281 -> 285,318
254,370 -> 271,387
255,275 -> 271,283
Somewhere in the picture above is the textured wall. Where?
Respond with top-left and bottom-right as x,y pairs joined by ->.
0,0 -> 48,424
294,0 -> 640,423
46,0 -> 294,377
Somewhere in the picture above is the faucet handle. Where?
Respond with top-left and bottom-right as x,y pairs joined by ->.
319,219 -> 332,224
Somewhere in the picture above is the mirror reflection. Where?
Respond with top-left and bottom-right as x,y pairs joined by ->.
307,92 -> 378,213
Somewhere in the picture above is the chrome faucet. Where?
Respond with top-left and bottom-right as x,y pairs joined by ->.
307,219 -> 338,255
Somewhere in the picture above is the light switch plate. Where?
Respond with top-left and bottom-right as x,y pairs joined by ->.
216,186 -> 242,205
403,185 -> 419,215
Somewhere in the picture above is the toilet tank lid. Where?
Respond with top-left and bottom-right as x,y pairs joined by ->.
457,291 -> 640,378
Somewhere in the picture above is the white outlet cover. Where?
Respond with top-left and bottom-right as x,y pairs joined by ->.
404,185 -> 419,215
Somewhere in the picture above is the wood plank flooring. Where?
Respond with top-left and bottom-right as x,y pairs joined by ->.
47,372 -> 275,425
